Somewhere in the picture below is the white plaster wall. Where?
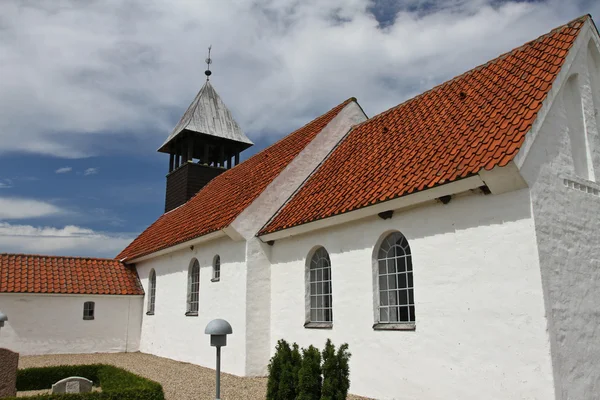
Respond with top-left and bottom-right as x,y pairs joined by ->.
519,25 -> 600,400
0,294 -> 142,355
135,236 -> 247,376
270,189 -> 554,400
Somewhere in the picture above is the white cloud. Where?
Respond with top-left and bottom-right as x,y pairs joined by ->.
0,197 -> 64,219
0,0 -> 597,158
83,167 -> 98,176
0,179 -> 13,189
55,166 -> 72,174
0,222 -> 134,258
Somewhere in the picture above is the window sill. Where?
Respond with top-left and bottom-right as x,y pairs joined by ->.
373,323 -> 415,331
304,322 -> 333,329
146,311 -> 154,316
185,311 -> 198,317
211,278 -> 220,283
83,316 -> 95,321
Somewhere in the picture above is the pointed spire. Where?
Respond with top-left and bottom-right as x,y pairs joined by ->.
158,80 -> 253,153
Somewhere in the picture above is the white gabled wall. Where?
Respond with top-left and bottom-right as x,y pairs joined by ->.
269,189 -> 554,400
518,22 -> 600,400
0,294 -> 142,355
233,101 -> 368,376
135,237 -> 248,376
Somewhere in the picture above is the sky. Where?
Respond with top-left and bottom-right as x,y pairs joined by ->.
0,0 -> 598,258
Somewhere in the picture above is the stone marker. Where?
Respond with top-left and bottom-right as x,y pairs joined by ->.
0,348 -> 19,398
51,377 -> 93,394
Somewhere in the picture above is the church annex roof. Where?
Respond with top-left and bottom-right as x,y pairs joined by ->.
0,254 -> 144,295
158,80 -> 253,153
258,15 -> 588,236
118,98 -> 356,261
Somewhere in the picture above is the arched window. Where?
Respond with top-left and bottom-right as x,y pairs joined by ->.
588,39 -> 600,146
186,259 -> 200,316
564,74 -> 594,181
83,301 -> 95,320
376,232 -> 415,324
212,255 -> 221,282
307,247 -> 333,325
147,269 -> 156,315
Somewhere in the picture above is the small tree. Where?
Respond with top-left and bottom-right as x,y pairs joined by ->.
297,345 -> 322,400
267,339 -> 291,400
267,340 -> 302,400
321,339 -> 351,400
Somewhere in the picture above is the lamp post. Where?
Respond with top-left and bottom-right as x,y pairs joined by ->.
0,311 -> 7,333
205,319 -> 232,400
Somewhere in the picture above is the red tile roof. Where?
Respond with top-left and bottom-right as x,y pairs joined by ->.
259,16 -> 587,236
0,254 -> 144,295
118,98 -> 356,261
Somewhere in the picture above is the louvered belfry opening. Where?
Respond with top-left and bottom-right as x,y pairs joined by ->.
160,80 -> 253,212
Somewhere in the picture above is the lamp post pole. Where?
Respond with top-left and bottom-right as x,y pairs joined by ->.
205,319 -> 232,400
215,346 -> 221,399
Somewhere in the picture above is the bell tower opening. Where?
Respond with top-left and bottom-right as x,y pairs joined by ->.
159,50 -> 253,212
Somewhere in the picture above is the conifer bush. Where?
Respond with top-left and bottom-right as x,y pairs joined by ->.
321,340 -> 351,400
266,339 -> 350,400
296,345 -> 322,400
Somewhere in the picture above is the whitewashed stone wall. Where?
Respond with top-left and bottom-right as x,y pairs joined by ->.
269,188 -> 554,400
135,237 -> 248,376
519,26 -> 600,400
0,294 -> 142,355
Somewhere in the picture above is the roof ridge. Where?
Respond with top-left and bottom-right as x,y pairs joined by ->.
350,14 -> 589,130
181,97 -> 357,199
1,253 -> 120,262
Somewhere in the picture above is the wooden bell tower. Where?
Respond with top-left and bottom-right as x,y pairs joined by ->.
159,50 -> 253,212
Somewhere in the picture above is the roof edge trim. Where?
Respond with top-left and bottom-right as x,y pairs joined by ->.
123,229 -> 227,264
258,175 -> 484,242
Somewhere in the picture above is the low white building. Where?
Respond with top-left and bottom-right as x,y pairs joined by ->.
2,14 -> 600,400
0,254 -> 143,355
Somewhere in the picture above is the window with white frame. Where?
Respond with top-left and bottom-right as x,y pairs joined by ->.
307,247 -> 333,324
212,255 -> 220,282
376,232 -> 415,324
147,269 -> 156,315
83,301 -> 95,320
186,259 -> 200,315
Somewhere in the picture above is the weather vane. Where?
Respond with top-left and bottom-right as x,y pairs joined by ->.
205,45 -> 212,80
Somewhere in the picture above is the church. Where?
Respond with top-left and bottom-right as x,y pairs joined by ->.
1,15 -> 600,400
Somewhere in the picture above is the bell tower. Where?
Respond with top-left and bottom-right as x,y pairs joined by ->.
159,48 -> 253,212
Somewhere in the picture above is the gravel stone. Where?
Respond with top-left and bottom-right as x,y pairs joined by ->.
19,352 -> 371,400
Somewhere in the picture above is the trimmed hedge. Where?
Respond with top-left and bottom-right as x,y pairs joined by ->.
9,364 -> 164,400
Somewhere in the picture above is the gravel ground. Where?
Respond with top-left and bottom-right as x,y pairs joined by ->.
19,352 -> 371,400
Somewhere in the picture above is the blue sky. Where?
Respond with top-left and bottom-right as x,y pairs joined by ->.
0,0 -> 598,257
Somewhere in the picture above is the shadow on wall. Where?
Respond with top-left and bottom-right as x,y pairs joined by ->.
269,187 -> 533,264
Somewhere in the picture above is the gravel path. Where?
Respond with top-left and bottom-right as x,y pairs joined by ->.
19,352 -> 371,400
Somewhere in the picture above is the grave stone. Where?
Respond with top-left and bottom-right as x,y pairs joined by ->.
0,348 -> 19,398
51,377 -> 93,394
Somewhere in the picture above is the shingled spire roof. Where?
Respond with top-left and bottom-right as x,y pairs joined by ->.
158,80 -> 253,153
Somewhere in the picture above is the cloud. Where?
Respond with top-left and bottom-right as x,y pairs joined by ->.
0,0 -> 598,158
83,167 -> 99,176
0,222 -> 134,258
55,167 -> 72,174
0,179 -> 13,189
0,197 -> 65,219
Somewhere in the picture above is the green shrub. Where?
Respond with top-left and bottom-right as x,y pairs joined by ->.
9,364 -> 164,400
321,340 -> 351,400
267,339 -> 350,400
267,340 -> 303,400
297,345 -> 322,400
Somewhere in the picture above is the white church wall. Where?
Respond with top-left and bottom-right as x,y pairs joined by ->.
135,236 -> 248,376
519,24 -> 600,400
269,188 -> 554,400
231,101 -> 367,376
0,293 -> 142,355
